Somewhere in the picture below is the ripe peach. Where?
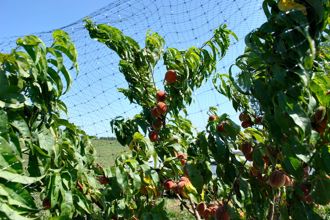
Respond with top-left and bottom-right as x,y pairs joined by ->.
239,112 -> 250,122
313,106 -> 326,123
303,165 -> 309,178
176,180 -> 187,197
312,107 -> 327,134
209,115 -> 217,121
140,186 -> 148,195
255,116 -> 263,124
313,122 -> 327,134
197,202 -> 207,218
215,205 -> 230,220
164,179 -> 177,191
250,166 -> 262,179
241,120 -> 252,128
177,153 -> 187,160
98,175 -> 109,185
241,142 -> 253,156
165,69 -> 177,84
208,204 -> 219,215
43,198 -> 51,209
217,122 -> 226,132
241,142 -> 253,161
149,131 -> 158,142
177,153 -> 187,165
299,183 -> 312,204
284,175 -> 293,187
151,107 -> 161,118
156,90 -> 166,102
269,170 -> 286,188
180,176 -> 190,183
244,150 -> 253,161
152,119 -> 163,130
156,102 -> 167,115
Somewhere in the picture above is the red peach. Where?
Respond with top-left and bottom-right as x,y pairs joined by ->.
156,90 -> 166,102
269,170 -> 286,188
165,70 -> 177,84
209,115 -> 217,121
156,102 -> 167,115
149,131 -> 159,142
151,107 -> 161,118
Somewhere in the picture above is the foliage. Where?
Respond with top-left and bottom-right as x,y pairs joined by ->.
213,0 -> 330,219
85,18 -> 236,219
0,31 -> 102,219
86,0 -> 330,219
1,0 -> 329,219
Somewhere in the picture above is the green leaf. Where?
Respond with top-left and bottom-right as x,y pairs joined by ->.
311,177 -> 330,205
0,170 -> 43,184
37,126 -> 55,154
185,161 -> 207,194
310,73 -> 330,106
208,135 -> 229,163
244,128 -> 265,144
291,200 -> 322,220
0,100 -> 25,109
320,146 -> 330,174
0,110 -> 8,135
10,115 -> 31,139
0,136 -> 22,172
0,203 -> 36,220
60,191 -> 74,218
52,30 -> 78,71
74,190 -> 92,214
0,182 -> 37,211
283,156 -> 302,177
27,151 -> 41,177
115,167 -> 128,190
47,67 -> 63,95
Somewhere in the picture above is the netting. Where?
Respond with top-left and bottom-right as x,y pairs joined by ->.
0,0 -> 266,138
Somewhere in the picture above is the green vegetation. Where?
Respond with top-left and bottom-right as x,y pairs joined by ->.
86,0 -> 330,219
92,138 -> 128,166
92,139 -> 194,219
1,0 -> 329,219
92,138 -> 330,219
0,30 -> 101,219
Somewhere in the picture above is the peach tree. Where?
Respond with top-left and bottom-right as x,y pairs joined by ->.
85,18 -> 236,219
213,0 -> 330,219
85,0 -> 330,219
0,31 -> 103,219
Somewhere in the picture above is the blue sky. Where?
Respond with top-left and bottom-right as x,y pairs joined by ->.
0,0 -> 111,38
0,0 -> 266,137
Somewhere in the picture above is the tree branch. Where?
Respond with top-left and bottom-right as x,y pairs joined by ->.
188,197 -> 201,220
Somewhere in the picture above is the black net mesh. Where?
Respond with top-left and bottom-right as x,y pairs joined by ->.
0,0 -> 266,137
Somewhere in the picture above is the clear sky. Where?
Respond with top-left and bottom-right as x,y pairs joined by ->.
0,0 -> 266,137
0,0 -> 111,38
